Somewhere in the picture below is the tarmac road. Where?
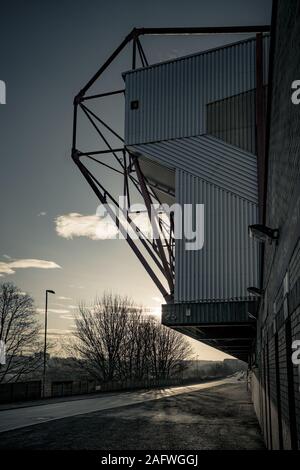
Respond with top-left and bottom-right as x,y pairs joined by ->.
0,378 -> 265,450
0,377 -> 234,433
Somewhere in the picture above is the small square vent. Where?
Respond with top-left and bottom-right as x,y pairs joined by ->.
130,100 -> 139,110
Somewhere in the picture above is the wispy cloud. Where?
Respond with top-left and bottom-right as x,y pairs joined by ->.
58,296 -> 72,300
55,213 -> 118,240
0,263 -> 15,275
37,308 -> 70,314
0,259 -> 61,276
59,314 -> 76,321
2,254 -> 11,260
55,211 -> 155,241
38,211 -> 47,217
47,328 -> 75,336
9,259 -> 60,269
52,303 -> 77,310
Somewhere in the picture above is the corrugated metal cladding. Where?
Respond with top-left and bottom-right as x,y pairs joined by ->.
175,170 -> 259,303
207,86 -> 268,154
124,35 -> 270,146
162,300 -> 257,325
128,134 -> 258,203
289,239 -> 300,291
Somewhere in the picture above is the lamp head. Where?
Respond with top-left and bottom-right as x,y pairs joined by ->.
248,224 -> 279,244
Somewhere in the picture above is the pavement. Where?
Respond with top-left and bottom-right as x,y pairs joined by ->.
0,377 -> 230,433
0,377 -> 265,450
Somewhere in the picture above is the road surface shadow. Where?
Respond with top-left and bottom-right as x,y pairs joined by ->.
0,383 -> 265,450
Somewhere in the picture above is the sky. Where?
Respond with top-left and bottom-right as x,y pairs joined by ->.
0,0 -> 272,360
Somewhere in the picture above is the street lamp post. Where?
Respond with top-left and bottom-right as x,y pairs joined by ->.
42,289 -> 55,398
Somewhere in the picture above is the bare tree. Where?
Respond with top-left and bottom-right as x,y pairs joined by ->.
0,283 -> 42,383
72,292 -> 192,384
72,293 -> 135,382
148,323 -> 192,379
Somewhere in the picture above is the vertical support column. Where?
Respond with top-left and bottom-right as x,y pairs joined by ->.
256,33 -> 266,291
123,150 -> 131,208
255,33 -> 266,222
262,345 -> 269,446
274,331 -> 283,449
285,316 -> 298,449
266,340 -> 273,449
132,38 -> 137,70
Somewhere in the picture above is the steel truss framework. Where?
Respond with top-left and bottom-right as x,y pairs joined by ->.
71,26 -> 270,303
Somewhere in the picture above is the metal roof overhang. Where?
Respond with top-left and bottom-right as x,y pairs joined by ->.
137,155 -> 175,205
127,134 -> 258,203
162,300 -> 257,362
